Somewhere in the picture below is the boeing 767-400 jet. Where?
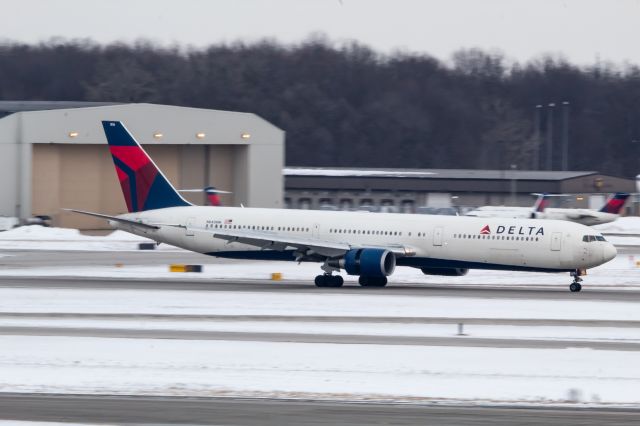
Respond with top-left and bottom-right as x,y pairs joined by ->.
70,121 -> 617,292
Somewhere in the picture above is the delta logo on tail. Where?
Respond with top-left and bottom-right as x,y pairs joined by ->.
599,192 -> 630,214
480,225 -> 491,234
103,121 -> 190,212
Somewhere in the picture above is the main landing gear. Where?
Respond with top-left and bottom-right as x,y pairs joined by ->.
314,274 -> 344,287
569,270 -> 584,292
358,276 -> 388,287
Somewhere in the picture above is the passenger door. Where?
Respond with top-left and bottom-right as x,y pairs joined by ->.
185,217 -> 196,237
433,226 -> 443,247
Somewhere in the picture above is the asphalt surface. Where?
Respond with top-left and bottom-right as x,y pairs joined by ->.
2,275 -> 640,301
1,249 -> 639,300
2,325 -> 638,350
1,393 -> 639,425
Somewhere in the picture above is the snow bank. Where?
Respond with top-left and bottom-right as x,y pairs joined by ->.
595,216 -> 640,234
0,225 -> 179,251
1,336 -> 638,404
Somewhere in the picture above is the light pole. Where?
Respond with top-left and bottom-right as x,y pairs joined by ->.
533,104 -> 543,170
546,103 -> 555,170
561,101 -> 570,171
510,164 -> 518,205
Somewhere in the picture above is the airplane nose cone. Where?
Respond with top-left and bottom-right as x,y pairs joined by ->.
603,243 -> 617,263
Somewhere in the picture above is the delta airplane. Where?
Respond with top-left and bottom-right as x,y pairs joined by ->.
467,193 -> 630,226
466,193 -> 549,220
70,121 -> 617,292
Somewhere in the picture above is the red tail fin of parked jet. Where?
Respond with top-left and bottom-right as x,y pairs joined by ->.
599,192 -> 630,214
102,121 -> 191,212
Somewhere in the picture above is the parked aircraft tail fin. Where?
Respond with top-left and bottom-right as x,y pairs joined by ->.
599,192 -> 630,214
532,193 -> 550,213
101,121 -> 191,212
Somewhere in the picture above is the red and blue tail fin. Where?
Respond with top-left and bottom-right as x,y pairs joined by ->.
102,121 -> 191,213
599,192 -> 630,214
532,193 -> 550,213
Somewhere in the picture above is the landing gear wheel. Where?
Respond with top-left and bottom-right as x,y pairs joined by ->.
314,275 -> 328,287
569,282 -> 582,292
358,276 -> 388,287
315,274 -> 344,288
331,275 -> 344,287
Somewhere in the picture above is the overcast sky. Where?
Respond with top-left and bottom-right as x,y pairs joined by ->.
3,0 -> 640,65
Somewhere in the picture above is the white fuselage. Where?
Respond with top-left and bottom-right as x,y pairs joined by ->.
111,206 -> 616,274
466,206 -> 619,226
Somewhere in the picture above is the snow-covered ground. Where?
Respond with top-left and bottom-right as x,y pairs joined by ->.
1,335 -> 638,405
1,224 -> 640,406
3,287 -> 640,320
0,225 -> 178,251
594,216 -> 640,235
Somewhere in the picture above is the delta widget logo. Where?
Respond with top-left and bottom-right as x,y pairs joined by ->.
480,225 -> 491,234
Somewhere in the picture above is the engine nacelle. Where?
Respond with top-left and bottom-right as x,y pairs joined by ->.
328,248 -> 396,277
421,267 -> 468,276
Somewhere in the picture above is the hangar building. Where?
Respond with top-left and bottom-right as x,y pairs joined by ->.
284,167 -> 637,215
0,102 -> 284,229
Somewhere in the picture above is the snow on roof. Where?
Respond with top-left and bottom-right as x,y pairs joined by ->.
284,168 -> 597,181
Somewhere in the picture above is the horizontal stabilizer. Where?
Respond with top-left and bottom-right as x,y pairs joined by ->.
64,209 -> 160,230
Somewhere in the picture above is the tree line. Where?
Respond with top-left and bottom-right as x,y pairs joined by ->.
1,37 -> 639,177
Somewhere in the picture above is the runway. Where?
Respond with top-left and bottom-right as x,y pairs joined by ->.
1,249 -> 639,421
2,247 -> 640,299
2,325 -> 639,350
2,275 -> 640,302
0,393 -> 638,425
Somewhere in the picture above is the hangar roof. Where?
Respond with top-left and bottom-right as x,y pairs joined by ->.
284,167 -> 597,181
0,102 -> 283,146
0,101 -> 119,115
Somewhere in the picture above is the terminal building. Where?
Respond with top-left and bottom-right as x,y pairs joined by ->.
0,102 -> 285,229
284,167 -> 638,215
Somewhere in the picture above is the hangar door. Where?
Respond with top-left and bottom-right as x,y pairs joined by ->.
32,144 -> 240,230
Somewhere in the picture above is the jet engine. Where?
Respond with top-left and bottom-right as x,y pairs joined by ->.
328,248 -> 396,277
421,267 -> 468,276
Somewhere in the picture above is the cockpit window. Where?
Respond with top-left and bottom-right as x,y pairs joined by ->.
583,235 -> 606,242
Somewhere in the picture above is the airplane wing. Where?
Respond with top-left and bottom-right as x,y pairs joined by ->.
565,212 -> 599,220
198,228 -> 415,259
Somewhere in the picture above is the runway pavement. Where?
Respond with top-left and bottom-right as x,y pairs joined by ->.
1,248 -> 639,299
1,325 -> 638,350
2,275 -> 640,301
1,393 -> 639,425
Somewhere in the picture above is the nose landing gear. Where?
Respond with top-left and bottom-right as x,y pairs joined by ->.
569,269 -> 584,292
